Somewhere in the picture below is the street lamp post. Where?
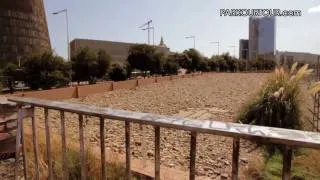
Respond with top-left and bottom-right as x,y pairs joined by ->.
185,36 -> 195,49
210,41 -> 220,56
52,9 -> 72,86
52,9 -> 70,61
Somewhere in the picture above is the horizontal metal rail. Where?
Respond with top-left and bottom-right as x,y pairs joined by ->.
9,96 -> 320,180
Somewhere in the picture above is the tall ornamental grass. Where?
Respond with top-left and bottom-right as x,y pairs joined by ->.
238,63 -> 312,130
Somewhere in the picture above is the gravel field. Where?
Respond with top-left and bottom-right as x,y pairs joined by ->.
8,73 -> 272,180
32,73 -> 271,179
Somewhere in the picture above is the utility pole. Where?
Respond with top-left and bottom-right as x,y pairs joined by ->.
210,41 -> 220,56
142,27 -> 154,46
229,45 -> 236,57
185,36 -> 196,49
139,20 -> 152,45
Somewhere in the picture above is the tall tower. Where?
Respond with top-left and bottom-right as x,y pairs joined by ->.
0,0 -> 51,66
248,16 -> 276,61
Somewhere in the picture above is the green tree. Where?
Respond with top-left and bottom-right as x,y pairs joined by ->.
198,58 -> 210,72
183,48 -> 202,71
3,63 -> 19,93
170,53 -> 191,70
108,63 -> 128,81
163,56 -> 179,75
23,52 -> 70,90
96,50 -> 111,78
221,53 -> 237,72
71,48 -> 98,84
127,44 -> 156,75
208,58 -> 218,71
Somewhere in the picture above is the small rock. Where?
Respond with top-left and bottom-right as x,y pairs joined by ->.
220,173 -> 228,180
169,163 -> 174,168
214,170 -> 221,175
135,141 -> 141,146
240,157 -> 248,164
147,151 -> 154,157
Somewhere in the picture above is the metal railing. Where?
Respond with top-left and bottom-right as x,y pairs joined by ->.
8,97 -> 320,180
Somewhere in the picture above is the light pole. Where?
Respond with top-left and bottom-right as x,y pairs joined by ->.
52,9 -> 70,61
185,36 -> 195,49
139,20 -> 152,45
210,41 -> 220,56
53,9 -> 72,85
142,27 -> 154,46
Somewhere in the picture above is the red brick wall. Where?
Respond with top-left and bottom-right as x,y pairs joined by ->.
113,80 -> 138,90
77,83 -> 112,97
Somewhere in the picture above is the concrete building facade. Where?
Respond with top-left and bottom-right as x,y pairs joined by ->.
239,39 -> 249,60
0,0 -> 51,66
249,16 -> 276,60
276,51 -> 320,66
70,38 -> 170,62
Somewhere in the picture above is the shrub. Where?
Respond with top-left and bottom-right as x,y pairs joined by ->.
127,44 -> 156,74
183,48 -> 203,71
237,60 -> 247,71
208,59 -> 218,71
238,63 -> 312,153
96,50 -> 111,79
71,48 -> 98,83
198,58 -> 210,72
23,52 -> 71,90
163,57 -> 179,75
108,63 -> 128,81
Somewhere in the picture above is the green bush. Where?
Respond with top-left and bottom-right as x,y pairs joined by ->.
207,59 -> 218,71
183,48 -> 203,72
163,57 -> 179,75
238,63 -> 312,154
108,63 -> 128,81
23,52 -> 71,90
237,60 -> 247,71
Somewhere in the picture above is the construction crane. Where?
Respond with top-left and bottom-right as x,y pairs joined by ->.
139,20 -> 152,45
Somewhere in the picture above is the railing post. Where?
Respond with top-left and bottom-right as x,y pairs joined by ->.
21,108 -> 27,180
231,138 -> 240,180
154,126 -> 160,180
79,114 -> 86,180
44,108 -> 53,180
15,105 -> 23,180
60,111 -> 68,180
282,146 -> 292,180
100,117 -> 106,180
189,132 -> 197,180
125,121 -> 131,180
31,107 -> 40,180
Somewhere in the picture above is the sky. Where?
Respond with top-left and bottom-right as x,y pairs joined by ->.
45,0 -> 320,59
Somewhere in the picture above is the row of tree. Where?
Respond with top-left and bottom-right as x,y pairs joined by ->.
127,44 -> 276,75
0,44 -> 276,91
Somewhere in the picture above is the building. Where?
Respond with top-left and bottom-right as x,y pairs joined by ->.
70,37 -> 170,61
239,39 -> 249,60
249,16 -> 276,60
276,51 -> 320,66
0,0 -> 51,66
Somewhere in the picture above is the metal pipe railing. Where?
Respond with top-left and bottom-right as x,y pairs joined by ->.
9,97 -> 320,180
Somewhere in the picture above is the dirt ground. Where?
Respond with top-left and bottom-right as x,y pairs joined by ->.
28,73 -> 272,179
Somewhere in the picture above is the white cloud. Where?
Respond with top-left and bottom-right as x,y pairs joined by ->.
308,4 -> 320,13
